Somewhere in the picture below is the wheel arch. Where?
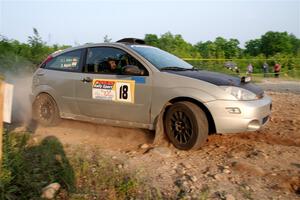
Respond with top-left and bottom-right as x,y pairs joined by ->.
33,91 -> 61,115
164,97 -> 216,135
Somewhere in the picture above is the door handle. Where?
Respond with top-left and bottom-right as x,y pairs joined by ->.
81,77 -> 92,83
36,72 -> 45,76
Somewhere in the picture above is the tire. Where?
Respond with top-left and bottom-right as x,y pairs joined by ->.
164,101 -> 208,150
32,93 -> 60,126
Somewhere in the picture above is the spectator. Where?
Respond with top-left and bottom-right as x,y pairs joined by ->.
247,63 -> 253,76
262,62 -> 269,77
234,66 -> 240,74
274,63 -> 281,78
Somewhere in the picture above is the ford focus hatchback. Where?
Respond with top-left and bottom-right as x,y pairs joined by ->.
31,38 -> 272,150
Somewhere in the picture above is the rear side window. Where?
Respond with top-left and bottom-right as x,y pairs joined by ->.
45,49 -> 82,71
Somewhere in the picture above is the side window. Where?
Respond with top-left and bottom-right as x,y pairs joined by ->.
45,50 -> 82,71
84,47 -> 148,76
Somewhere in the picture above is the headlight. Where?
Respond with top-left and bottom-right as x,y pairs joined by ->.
220,86 -> 258,100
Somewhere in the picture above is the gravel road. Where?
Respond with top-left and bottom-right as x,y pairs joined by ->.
258,80 -> 300,94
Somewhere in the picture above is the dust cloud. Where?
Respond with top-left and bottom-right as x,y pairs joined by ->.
3,70 -> 34,124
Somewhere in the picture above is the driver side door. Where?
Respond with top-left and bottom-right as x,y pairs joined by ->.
74,46 -> 152,124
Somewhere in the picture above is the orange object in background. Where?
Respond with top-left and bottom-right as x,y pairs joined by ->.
274,63 -> 281,78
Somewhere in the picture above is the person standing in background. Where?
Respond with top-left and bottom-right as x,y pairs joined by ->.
247,63 -> 253,76
262,62 -> 269,77
274,63 -> 281,78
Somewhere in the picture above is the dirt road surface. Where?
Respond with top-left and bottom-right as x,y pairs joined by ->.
11,90 -> 300,199
258,79 -> 300,94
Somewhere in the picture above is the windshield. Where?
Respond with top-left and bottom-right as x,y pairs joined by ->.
129,45 -> 193,70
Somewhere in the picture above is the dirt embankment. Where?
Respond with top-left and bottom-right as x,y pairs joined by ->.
10,91 -> 300,199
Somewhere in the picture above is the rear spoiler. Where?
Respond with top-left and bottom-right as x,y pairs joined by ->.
116,38 -> 145,44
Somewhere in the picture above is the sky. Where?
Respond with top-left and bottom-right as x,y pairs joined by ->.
0,0 -> 299,47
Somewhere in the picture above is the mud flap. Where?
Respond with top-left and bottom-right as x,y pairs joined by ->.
153,104 -> 170,146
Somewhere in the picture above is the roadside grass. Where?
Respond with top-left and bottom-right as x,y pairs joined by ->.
0,130 -> 75,200
68,147 -> 162,200
0,130 -> 161,200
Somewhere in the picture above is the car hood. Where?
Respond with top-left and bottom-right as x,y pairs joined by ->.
166,70 -> 264,96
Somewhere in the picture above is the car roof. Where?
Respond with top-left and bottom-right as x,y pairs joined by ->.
51,42 -> 130,57
51,38 -> 148,57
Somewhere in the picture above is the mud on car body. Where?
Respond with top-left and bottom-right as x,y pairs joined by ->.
31,38 -> 272,150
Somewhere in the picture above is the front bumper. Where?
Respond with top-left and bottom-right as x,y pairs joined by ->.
205,95 -> 272,133
29,93 -> 34,104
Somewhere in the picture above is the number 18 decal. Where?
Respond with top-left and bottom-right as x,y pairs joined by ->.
116,81 -> 135,103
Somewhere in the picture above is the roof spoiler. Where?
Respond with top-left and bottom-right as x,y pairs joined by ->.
116,38 -> 145,44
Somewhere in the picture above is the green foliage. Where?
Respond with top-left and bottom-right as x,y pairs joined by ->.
290,34 -> 300,56
0,131 -> 75,200
0,29 -> 299,77
144,34 -> 159,47
0,130 -> 161,199
0,28 -> 70,73
224,39 -> 241,58
0,132 -> 161,200
103,35 -> 112,43
195,37 -> 242,59
261,31 -> 293,57
146,31 -> 299,61
245,39 -> 262,56
70,148 -> 161,199
143,31 -> 299,78
244,31 -> 300,58
27,28 -> 49,65
145,32 -> 201,58
194,41 -> 216,58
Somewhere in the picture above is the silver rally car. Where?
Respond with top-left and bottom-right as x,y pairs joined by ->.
31,38 -> 272,150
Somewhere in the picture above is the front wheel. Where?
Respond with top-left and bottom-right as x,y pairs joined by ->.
32,93 -> 60,126
164,101 -> 209,150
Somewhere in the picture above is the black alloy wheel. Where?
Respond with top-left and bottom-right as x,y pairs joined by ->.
164,101 -> 208,150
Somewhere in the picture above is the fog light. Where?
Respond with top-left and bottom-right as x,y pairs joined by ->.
226,107 -> 241,114
247,120 -> 261,131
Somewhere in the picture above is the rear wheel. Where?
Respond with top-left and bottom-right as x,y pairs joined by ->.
164,101 -> 208,150
33,93 -> 60,126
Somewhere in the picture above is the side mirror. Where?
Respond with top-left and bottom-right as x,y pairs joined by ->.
123,65 -> 142,76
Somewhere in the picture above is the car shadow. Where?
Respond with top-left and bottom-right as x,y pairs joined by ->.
1,133 -> 75,199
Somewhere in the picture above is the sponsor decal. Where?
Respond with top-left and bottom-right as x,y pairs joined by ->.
92,79 -> 135,103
